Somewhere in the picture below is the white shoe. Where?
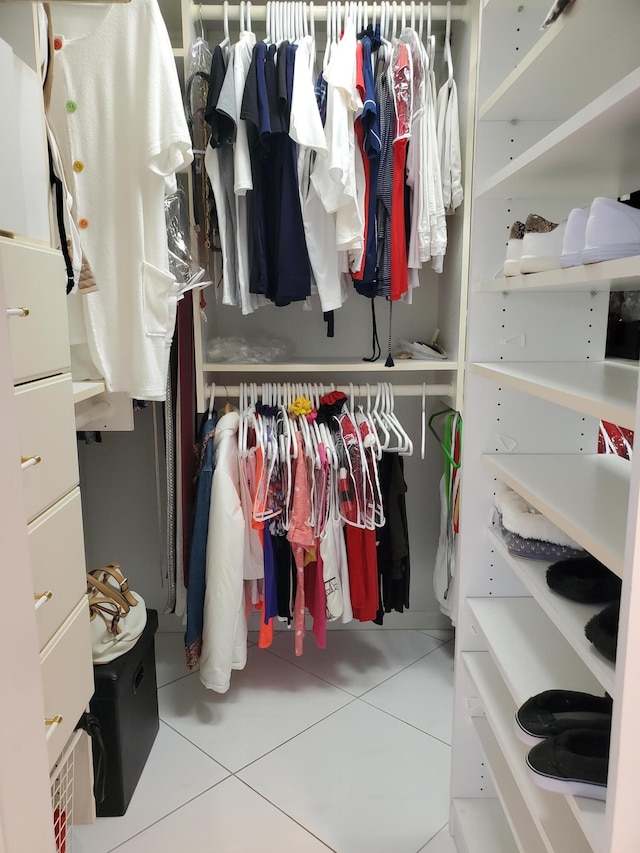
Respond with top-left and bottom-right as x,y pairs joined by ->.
583,198 -> 640,264
504,221 -> 525,276
519,214 -> 566,274
560,207 -> 589,268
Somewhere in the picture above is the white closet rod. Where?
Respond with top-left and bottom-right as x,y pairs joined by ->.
192,3 -> 464,22
205,383 -> 455,398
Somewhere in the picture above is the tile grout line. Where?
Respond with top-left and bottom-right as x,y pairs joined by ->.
156,668 -> 197,690
356,695 -> 453,748
156,718 -> 236,775
415,820 -> 450,853
250,644 -> 370,698
355,641 -> 451,701
233,695 -> 360,775
105,777 -> 230,852
234,777 -> 338,852
258,633 -> 450,699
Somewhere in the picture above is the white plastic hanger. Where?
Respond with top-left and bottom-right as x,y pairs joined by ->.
401,0 -> 406,31
221,0 -> 230,48
238,382 -> 246,456
207,382 -> 216,419
247,1 -> 253,32
323,1 -> 332,69
378,383 -> 403,452
392,0 -> 398,39
387,383 -> 414,455
372,382 -> 391,450
444,0 -> 453,87
240,0 -> 245,32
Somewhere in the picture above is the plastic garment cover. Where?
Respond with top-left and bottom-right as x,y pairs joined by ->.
391,40 -> 413,141
165,189 -> 211,297
186,36 -> 213,156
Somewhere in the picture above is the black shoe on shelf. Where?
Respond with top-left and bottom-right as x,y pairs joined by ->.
526,728 -> 610,801
515,689 -> 612,747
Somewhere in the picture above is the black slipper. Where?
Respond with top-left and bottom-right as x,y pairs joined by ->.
527,728 -> 610,800
585,601 -> 620,662
515,690 -> 612,747
546,556 -> 622,604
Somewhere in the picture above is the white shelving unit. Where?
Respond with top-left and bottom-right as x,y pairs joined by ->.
483,453 -> 629,577
479,0 -> 640,124
452,1 -> 640,850
471,362 -> 638,429
72,380 -> 106,404
203,359 -> 458,374
451,797 -> 519,853
488,530 -> 616,695
467,598 -> 603,699
464,652 -> 601,853
481,256 -> 640,294
476,68 -> 640,200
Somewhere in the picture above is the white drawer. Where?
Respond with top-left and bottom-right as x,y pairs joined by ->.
41,597 -> 94,771
15,373 -> 79,522
1,238 -> 70,384
29,488 -> 87,651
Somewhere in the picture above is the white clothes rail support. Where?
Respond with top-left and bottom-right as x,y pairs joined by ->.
192,2 -> 466,23
205,382 -> 455,398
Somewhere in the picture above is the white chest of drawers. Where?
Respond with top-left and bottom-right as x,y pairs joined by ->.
2,235 -> 95,794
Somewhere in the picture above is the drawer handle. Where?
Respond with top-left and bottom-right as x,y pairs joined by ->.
45,715 -> 63,741
6,307 -> 30,318
20,455 -> 42,470
34,591 -> 53,611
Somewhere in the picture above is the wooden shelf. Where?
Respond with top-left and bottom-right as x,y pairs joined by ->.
452,798 -> 519,853
480,0 -> 640,123
468,598 -> 603,699
476,68 -> 640,199
464,652 -> 596,853
488,530 -> 616,694
483,453 -> 630,577
203,359 -> 458,373
72,381 -> 106,405
471,361 -> 638,430
480,255 -> 640,294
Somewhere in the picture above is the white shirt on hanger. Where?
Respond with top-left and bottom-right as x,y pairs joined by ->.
49,0 -> 193,400
290,36 -> 344,313
200,411 -> 248,692
311,17 -> 364,254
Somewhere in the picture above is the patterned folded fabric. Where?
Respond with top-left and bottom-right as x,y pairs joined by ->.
497,513 -> 586,562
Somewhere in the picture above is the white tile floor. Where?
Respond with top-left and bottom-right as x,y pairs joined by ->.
73,628 -> 457,853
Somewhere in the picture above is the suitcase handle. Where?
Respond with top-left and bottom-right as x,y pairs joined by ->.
133,663 -> 145,693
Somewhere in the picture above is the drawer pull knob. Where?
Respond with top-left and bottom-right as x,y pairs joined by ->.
6,307 -> 30,318
34,591 -> 53,611
20,455 -> 42,470
45,715 -> 63,740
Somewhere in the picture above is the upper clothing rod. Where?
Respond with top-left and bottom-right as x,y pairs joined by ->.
193,3 -> 466,22
205,383 -> 456,397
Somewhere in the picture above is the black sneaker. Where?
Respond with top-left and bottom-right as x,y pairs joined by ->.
527,728 -> 610,801
515,690 -> 612,747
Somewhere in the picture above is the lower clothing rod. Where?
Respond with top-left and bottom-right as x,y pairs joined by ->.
206,383 -> 455,398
